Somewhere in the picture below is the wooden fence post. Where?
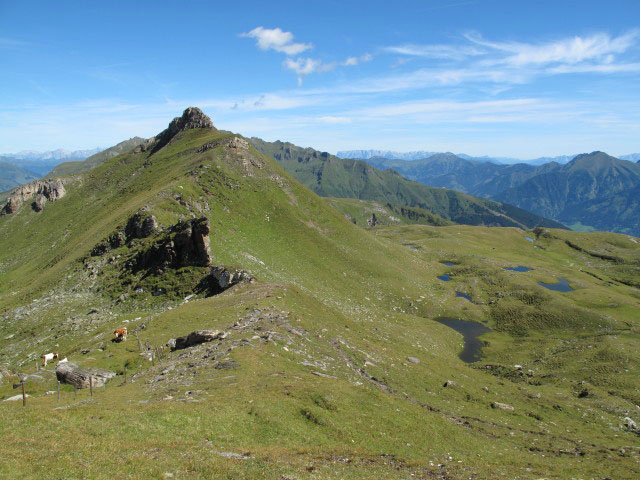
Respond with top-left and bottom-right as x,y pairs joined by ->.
74,387 -> 77,400
89,376 -> 93,397
22,381 -> 26,407
57,381 -> 60,403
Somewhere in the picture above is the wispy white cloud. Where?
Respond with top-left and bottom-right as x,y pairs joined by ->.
284,58 -> 336,85
241,26 -> 312,55
547,62 -> 640,74
342,53 -> 373,66
383,44 -> 484,60
317,115 -> 351,124
465,30 -> 640,66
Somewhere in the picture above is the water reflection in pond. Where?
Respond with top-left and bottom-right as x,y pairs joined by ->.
437,274 -> 451,281
403,244 -> 420,250
455,291 -> 473,303
435,317 -> 491,363
441,261 -> 457,266
505,266 -> 533,272
538,278 -> 573,292
525,236 -> 535,243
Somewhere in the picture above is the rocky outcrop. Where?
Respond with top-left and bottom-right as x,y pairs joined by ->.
125,212 -> 158,239
130,217 -> 212,273
91,231 -> 126,256
152,107 -> 216,153
1,178 -> 65,215
55,362 -> 116,389
167,329 -> 227,351
210,266 -> 252,289
91,212 -> 157,256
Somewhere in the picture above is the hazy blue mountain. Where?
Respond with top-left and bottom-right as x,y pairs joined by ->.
494,152 -> 640,235
357,150 -> 640,235
336,149 -> 439,160
7,147 -> 102,161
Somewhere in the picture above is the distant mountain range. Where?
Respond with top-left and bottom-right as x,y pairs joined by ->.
0,147 -> 102,186
250,138 -> 565,230
47,137 -> 145,177
1,142 -> 143,193
338,149 -> 640,166
361,151 -> 640,236
6,147 -> 102,161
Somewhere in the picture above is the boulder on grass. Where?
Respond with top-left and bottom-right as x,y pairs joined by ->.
55,363 -> 116,389
168,330 -> 227,351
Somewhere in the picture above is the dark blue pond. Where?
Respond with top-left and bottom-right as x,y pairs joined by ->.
538,278 -> 573,292
525,236 -> 535,243
403,243 -> 420,250
437,274 -> 451,282
435,317 -> 491,363
505,266 -> 533,272
455,291 -> 473,303
441,261 -> 457,266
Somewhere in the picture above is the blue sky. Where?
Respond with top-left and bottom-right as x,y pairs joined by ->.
1,0 -> 639,158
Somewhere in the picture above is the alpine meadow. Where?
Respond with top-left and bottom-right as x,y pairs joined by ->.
1,2 -> 639,480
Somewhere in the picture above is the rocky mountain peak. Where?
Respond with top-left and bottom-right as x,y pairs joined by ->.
152,107 -> 216,153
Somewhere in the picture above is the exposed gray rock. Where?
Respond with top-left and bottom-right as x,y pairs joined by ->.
210,266 -> 252,289
125,213 -> 159,239
169,330 -> 227,351
623,416 -> 638,432
491,402 -> 514,411
406,356 -> 420,364
91,230 -> 126,256
4,394 -> 30,402
55,362 -> 116,389
130,217 -> 212,273
152,107 -> 215,153
443,380 -> 457,387
1,178 -> 66,215
367,213 -> 379,227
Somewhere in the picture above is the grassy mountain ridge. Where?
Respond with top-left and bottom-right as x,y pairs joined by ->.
0,161 -> 40,193
0,109 -> 639,479
47,137 -> 146,177
249,138 -> 565,230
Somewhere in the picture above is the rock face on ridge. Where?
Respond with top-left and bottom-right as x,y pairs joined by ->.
130,217 -> 212,273
152,107 -> 216,153
1,178 -> 66,215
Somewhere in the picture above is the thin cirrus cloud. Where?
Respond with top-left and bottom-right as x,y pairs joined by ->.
464,30 -> 640,66
383,30 -> 640,85
383,44 -> 485,60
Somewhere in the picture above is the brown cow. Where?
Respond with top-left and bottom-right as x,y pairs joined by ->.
113,327 -> 127,342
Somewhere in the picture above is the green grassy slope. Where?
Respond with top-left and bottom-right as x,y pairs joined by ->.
249,138 -> 566,230
0,110 -> 639,479
325,197 -> 453,227
0,161 -> 40,192
47,137 -> 146,177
